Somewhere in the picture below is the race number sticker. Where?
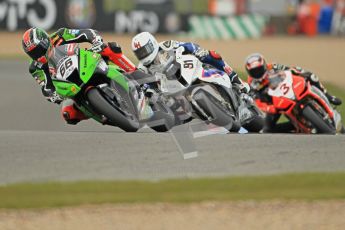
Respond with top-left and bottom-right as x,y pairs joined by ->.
183,60 -> 194,69
268,71 -> 295,100
280,83 -> 290,95
56,56 -> 78,80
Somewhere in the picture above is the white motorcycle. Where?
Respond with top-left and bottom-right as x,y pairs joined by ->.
148,46 -> 264,132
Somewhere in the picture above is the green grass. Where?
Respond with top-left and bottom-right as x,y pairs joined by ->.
1,173 -> 345,209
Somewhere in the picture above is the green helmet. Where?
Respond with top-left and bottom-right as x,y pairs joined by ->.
22,27 -> 51,62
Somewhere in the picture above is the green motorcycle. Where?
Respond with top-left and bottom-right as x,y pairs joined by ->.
50,44 -> 174,132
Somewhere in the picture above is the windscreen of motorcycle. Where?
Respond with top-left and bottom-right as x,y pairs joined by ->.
268,70 -> 295,100
49,44 -> 80,81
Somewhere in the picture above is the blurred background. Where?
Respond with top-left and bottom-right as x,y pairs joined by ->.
0,0 -> 344,38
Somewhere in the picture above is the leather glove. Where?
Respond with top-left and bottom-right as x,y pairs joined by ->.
51,28 -> 66,46
250,80 -> 262,91
89,35 -> 106,53
240,93 -> 254,104
46,92 -> 63,104
235,82 -> 250,94
42,87 -> 63,104
290,66 -> 304,75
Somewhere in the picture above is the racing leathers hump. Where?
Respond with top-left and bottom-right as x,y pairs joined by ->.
50,28 -> 103,46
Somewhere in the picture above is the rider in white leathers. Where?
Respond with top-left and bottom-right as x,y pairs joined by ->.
131,32 -> 249,93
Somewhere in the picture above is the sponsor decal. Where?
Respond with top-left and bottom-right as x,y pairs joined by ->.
83,54 -> 87,68
115,10 -> 159,33
66,43 -> 76,56
117,59 -> 132,72
71,85 -> 77,93
202,69 -> 223,78
0,0 -> 57,31
68,29 -> 80,35
133,41 -> 141,49
162,40 -> 171,49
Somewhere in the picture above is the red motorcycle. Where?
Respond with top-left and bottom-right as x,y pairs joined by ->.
266,70 -> 343,134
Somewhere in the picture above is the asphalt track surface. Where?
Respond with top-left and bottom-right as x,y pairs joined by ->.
0,60 -> 345,185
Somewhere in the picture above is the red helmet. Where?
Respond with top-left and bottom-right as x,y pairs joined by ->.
22,27 -> 51,63
245,53 -> 267,79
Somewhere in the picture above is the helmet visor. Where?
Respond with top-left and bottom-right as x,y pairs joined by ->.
27,39 -> 50,60
248,66 -> 267,79
134,40 -> 155,60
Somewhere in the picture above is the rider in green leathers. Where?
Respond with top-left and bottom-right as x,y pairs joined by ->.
22,27 -> 136,124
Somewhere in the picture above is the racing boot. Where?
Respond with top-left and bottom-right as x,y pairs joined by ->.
324,92 -> 342,106
307,73 -> 342,106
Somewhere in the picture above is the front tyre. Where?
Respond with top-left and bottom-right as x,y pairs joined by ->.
87,88 -> 139,132
192,87 -> 235,128
302,105 -> 335,134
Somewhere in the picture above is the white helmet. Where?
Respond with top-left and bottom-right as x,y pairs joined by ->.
131,32 -> 159,66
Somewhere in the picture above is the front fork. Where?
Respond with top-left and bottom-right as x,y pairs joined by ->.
226,85 -> 258,124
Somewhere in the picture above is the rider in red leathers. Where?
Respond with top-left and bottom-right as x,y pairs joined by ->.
245,53 -> 342,133
22,27 -> 136,124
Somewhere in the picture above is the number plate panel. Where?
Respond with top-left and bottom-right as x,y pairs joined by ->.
56,56 -> 79,81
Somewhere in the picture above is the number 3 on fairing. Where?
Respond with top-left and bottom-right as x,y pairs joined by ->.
280,83 -> 290,95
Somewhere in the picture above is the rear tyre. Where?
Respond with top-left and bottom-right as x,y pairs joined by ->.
230,121 -> 241,132
302,105 -> 335,134
87,88 -> 139,132
243,117 -> 264,133
242,108 -> 264,133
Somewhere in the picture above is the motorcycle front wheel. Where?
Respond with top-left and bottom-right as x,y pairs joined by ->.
302,105 -> 336,134
190,84 -> 236,129
87,87 -> 140,132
